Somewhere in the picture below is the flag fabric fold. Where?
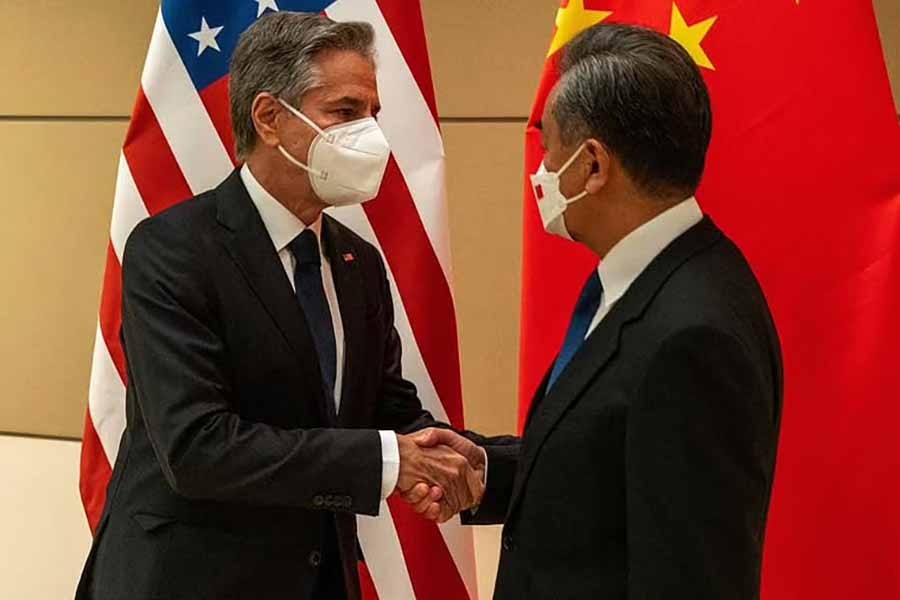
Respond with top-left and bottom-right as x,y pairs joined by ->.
520,1 -> 900,598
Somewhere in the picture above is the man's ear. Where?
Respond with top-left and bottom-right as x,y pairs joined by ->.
252,92 -> 282,149
584,138 -> 611,194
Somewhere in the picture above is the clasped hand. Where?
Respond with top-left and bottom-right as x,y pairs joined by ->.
395,429 -> 485,523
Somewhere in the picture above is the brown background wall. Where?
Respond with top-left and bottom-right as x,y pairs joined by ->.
0,1 -> 898,440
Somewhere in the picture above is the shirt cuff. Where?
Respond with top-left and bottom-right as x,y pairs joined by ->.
379,430 -> 400,499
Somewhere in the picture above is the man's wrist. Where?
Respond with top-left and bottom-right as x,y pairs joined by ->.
379,431 -> 400,498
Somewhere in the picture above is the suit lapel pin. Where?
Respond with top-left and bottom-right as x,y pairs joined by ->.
342,252 -> 355,263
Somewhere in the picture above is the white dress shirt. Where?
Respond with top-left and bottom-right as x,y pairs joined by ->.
586,197 -> 704,337
240,165 -> 399,499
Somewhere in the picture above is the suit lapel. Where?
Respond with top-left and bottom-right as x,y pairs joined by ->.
322,216 -> 367,427
214,169 -> 331,424
506,217 -> 723,518
523,369 -> 552,431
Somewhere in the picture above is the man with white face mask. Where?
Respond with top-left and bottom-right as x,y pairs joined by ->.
75,12 -> 483,600
405,24 -> 784,600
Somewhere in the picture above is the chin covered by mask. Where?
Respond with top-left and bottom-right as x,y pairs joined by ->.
277,98 -> 391,207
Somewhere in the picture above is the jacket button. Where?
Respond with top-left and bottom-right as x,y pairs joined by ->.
309,550 -> 322,568
502,535 -> 515,552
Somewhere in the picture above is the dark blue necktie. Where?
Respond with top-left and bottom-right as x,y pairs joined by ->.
289,230 -> 337,405
547,271 -> 604,391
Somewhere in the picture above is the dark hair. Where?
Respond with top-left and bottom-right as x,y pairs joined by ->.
554,24 -> 712,198
229,12 -> 375,160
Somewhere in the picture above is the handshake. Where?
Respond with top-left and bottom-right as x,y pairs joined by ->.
394,428 -> 486,523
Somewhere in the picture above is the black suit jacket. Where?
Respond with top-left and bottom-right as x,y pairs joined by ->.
76,170 -> 435,600
465,217 -> 783,600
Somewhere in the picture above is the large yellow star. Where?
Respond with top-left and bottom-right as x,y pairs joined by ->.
547,0 -> 613,57
669,2 -> 718,70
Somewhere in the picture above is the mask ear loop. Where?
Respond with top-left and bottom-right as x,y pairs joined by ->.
276,98 -> 330,179
277,98 -> 335,143
557,142 -> 590,205
557,141 -> 587,176
565,190 -> 589,205
277,145 -> 327,180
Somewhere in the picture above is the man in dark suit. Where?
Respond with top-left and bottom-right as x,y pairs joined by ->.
76,13 -> 481,600
407,24 -> 784,599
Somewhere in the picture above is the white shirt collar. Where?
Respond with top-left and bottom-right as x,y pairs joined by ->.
240,163 -> 322,254
597,197 -> 703,308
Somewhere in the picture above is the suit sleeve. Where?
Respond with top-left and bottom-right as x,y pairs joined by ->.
460,435 -> 521,525
122,218 -> 383,515
626,326 -> 775,599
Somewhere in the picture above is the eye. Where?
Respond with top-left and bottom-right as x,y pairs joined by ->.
334,108 -> 356,118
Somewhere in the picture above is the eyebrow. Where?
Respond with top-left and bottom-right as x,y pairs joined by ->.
325,96 -> 366,108
325,96 -> 380,117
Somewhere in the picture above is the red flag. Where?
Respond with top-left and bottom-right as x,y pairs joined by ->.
520,1 -> 900,598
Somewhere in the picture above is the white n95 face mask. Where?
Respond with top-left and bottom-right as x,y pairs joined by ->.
529,143 -> 589,240
277,98 -> 391,207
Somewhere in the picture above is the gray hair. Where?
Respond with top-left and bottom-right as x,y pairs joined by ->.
553,24 -> 712,198
229,12 -> 375,160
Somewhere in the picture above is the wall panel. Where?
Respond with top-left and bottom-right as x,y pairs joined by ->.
443,121 -> 525,437
874,0 -> 900,109
0,1 -> 157,117
0,437 -> 91,599
421,0 -> 559,118
0,122 -> 123,438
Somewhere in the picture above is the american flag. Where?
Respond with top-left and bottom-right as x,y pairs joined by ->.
79,1 -> 477,598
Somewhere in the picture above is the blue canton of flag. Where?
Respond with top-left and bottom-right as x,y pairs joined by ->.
163,0 -> 337,92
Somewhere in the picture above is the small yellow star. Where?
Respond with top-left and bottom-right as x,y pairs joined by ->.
669,2 -> 718,70
547,0 -> 613,57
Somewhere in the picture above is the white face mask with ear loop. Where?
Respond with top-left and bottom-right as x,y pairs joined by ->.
529,142 -> 590,240
276,98 -> 391,207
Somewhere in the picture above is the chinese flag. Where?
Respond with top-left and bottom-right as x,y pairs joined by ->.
519,1 -> 900,598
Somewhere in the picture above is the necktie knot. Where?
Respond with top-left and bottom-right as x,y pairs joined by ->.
289,229 -> 321,267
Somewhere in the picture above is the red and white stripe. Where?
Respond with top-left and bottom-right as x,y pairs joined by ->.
79,2 -> 477,599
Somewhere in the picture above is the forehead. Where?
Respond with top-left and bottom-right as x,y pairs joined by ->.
313,49 -> 378,98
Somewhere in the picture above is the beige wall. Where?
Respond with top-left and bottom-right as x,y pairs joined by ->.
0,437 -> 91,599
0,1 -> 898,598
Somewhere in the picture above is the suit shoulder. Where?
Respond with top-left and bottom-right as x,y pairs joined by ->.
126,190 -> 216,252
123,190 -> 219,269
644,234 -> 772,337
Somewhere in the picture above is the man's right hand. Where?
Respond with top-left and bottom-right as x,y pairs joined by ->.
396,433 -> 485,523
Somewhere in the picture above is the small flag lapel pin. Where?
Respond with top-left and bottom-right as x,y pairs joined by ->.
342,252 -> 355,263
